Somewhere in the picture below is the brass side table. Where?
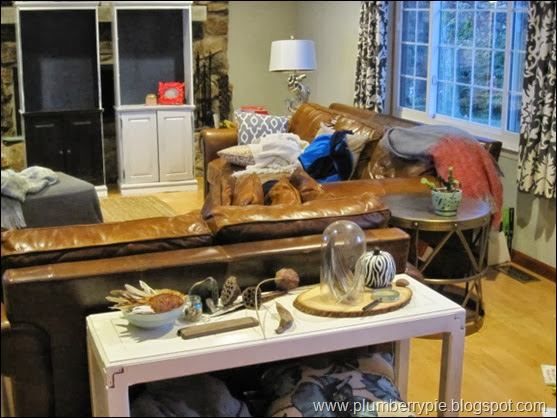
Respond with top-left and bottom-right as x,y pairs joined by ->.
382,193 -> 491,332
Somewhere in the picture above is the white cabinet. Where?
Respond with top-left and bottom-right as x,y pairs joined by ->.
112,1 -> 196,195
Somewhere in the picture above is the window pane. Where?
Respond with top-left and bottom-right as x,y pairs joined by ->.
507,93 -> 522,132
472,88 -> 490,124
404,1 -> 417,8
437,81 -> 454,116
494,12 -> 507,49
417,11 -> 429,43
399,76 -> 414,108
491,91 -> 502,127
417,1 -> 430,8
475,11 -> 493,48
455,84 -> 471,119
441,1 -> 457,9
474,49 -> 492,86
457,1 -> 474,9
401,44 -> 416,76
403,11 -> 417,42
456,48 -> 472,84
440,11 -> 456,45
457,12 -> 474,46
476,2 -> 495,10
438,47 -> 454,80
493,51 -> 505,88
415,79 -> 427,111
416,45 -> 428,77
495,1 -> 507,9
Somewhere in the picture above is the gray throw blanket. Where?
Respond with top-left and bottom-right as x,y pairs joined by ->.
1,166 -> 58,229
380,125 -> 477,161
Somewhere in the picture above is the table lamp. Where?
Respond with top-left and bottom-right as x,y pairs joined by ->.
269,37 -> 316,112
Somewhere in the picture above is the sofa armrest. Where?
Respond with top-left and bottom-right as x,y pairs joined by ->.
200,127 -> 238,197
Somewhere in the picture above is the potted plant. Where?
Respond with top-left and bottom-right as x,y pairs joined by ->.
421,166 -> 462,216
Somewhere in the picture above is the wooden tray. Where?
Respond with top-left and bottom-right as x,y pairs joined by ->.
293,285 -> 412,318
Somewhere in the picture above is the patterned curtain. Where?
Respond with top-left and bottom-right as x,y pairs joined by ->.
354,1 -> 389,113
517,1 -> 556,199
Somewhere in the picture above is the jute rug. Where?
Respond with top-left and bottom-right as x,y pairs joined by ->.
100,195 -> 177,222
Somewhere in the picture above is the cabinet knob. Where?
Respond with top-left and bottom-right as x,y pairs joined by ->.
59,150 -> 64,155
66,149 -> 72,155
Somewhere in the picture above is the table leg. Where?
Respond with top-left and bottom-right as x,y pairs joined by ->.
394,339 -> 410,401
438,312 -> 466,417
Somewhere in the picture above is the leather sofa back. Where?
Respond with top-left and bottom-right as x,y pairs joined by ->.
1,212 -> 214,272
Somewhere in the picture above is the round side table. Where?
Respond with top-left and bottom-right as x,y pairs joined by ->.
382,193 -> 491,333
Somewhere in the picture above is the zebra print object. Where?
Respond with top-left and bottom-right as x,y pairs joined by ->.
355,248 -> 396,289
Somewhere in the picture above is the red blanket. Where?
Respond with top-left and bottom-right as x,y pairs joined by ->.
430,137 -> 503,228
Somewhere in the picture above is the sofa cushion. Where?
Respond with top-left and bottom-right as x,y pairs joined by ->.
205,192 -> 390,243
288,167 -> 327,202
234,110 -> 290,145
232,173 -> 264,206
265,175 -> 302,206
287,102 -> 341,142
1,212 -> 214,270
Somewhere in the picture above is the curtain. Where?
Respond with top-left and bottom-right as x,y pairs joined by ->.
517,1 -> 556,199
354,1 -> 389,113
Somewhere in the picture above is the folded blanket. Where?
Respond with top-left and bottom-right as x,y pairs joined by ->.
1,166 -> 58,229
380,125 -> 477,161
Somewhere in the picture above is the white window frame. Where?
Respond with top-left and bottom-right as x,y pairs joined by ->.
391,1 -> 523,152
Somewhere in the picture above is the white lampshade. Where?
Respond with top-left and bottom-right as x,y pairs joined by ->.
269,39 -> 316,72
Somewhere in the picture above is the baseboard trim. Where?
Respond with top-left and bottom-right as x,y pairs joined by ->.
511,250 -> 556,282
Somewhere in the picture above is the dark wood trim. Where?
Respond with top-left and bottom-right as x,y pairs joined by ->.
511,250 -> 556,282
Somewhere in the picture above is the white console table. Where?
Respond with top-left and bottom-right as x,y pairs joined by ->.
87,275 -> 466,417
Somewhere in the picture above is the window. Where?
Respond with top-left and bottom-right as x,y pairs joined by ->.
394,1 -> 529,150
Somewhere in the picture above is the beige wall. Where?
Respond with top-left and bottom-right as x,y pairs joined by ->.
228,1 -> 556,268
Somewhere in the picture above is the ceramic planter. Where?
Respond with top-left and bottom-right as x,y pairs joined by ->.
431,188 -> 462,216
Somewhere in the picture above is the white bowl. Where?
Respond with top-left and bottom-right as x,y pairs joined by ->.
123,306 -> 183,329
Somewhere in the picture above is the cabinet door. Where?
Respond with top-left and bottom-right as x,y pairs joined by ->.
157,110 -> 193,182
24,113 -> 65,171
64,111 -> 104,184
120,111 -> 159,184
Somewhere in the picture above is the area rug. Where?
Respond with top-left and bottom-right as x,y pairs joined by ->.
100,195 -> 177,222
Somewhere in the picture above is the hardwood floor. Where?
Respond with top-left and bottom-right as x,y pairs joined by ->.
105,186 -> 556,416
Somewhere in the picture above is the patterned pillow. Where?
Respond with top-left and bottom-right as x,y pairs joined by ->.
234,110 -> 290,145
217,145 -> 255,167
260,344 -> 410,417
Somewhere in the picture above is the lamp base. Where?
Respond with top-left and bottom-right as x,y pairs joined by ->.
285,72 -> 310,113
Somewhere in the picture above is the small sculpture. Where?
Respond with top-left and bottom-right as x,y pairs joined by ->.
286,73 -> 310,113
355,248 -> 396,289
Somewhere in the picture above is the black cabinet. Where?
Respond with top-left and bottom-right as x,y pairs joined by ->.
15,2 -> 105,187
24,110 -> 104,185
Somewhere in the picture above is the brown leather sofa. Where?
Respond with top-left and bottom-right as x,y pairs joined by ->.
1,101 -> 502,416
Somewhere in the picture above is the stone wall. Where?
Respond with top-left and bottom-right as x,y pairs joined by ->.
0,1 -> 230,179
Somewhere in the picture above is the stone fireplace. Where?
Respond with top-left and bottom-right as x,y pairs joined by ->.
0,1 -> 231,181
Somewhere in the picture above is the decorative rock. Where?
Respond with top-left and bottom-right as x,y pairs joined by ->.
188,277 -> 219,313
395,278 -> 410,287
355,247 -> 397,289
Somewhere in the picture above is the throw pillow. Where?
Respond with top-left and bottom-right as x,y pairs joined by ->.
260,344 -> 407,417
265,175 -> 302,206
232,173 -> 264,206
234,110 -> 290,145
217,145 -> 255,167
316,123 -> 369,179
289,167 -> 326,202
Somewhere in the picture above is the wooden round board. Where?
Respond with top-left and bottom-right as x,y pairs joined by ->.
293,285 -> 412,318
